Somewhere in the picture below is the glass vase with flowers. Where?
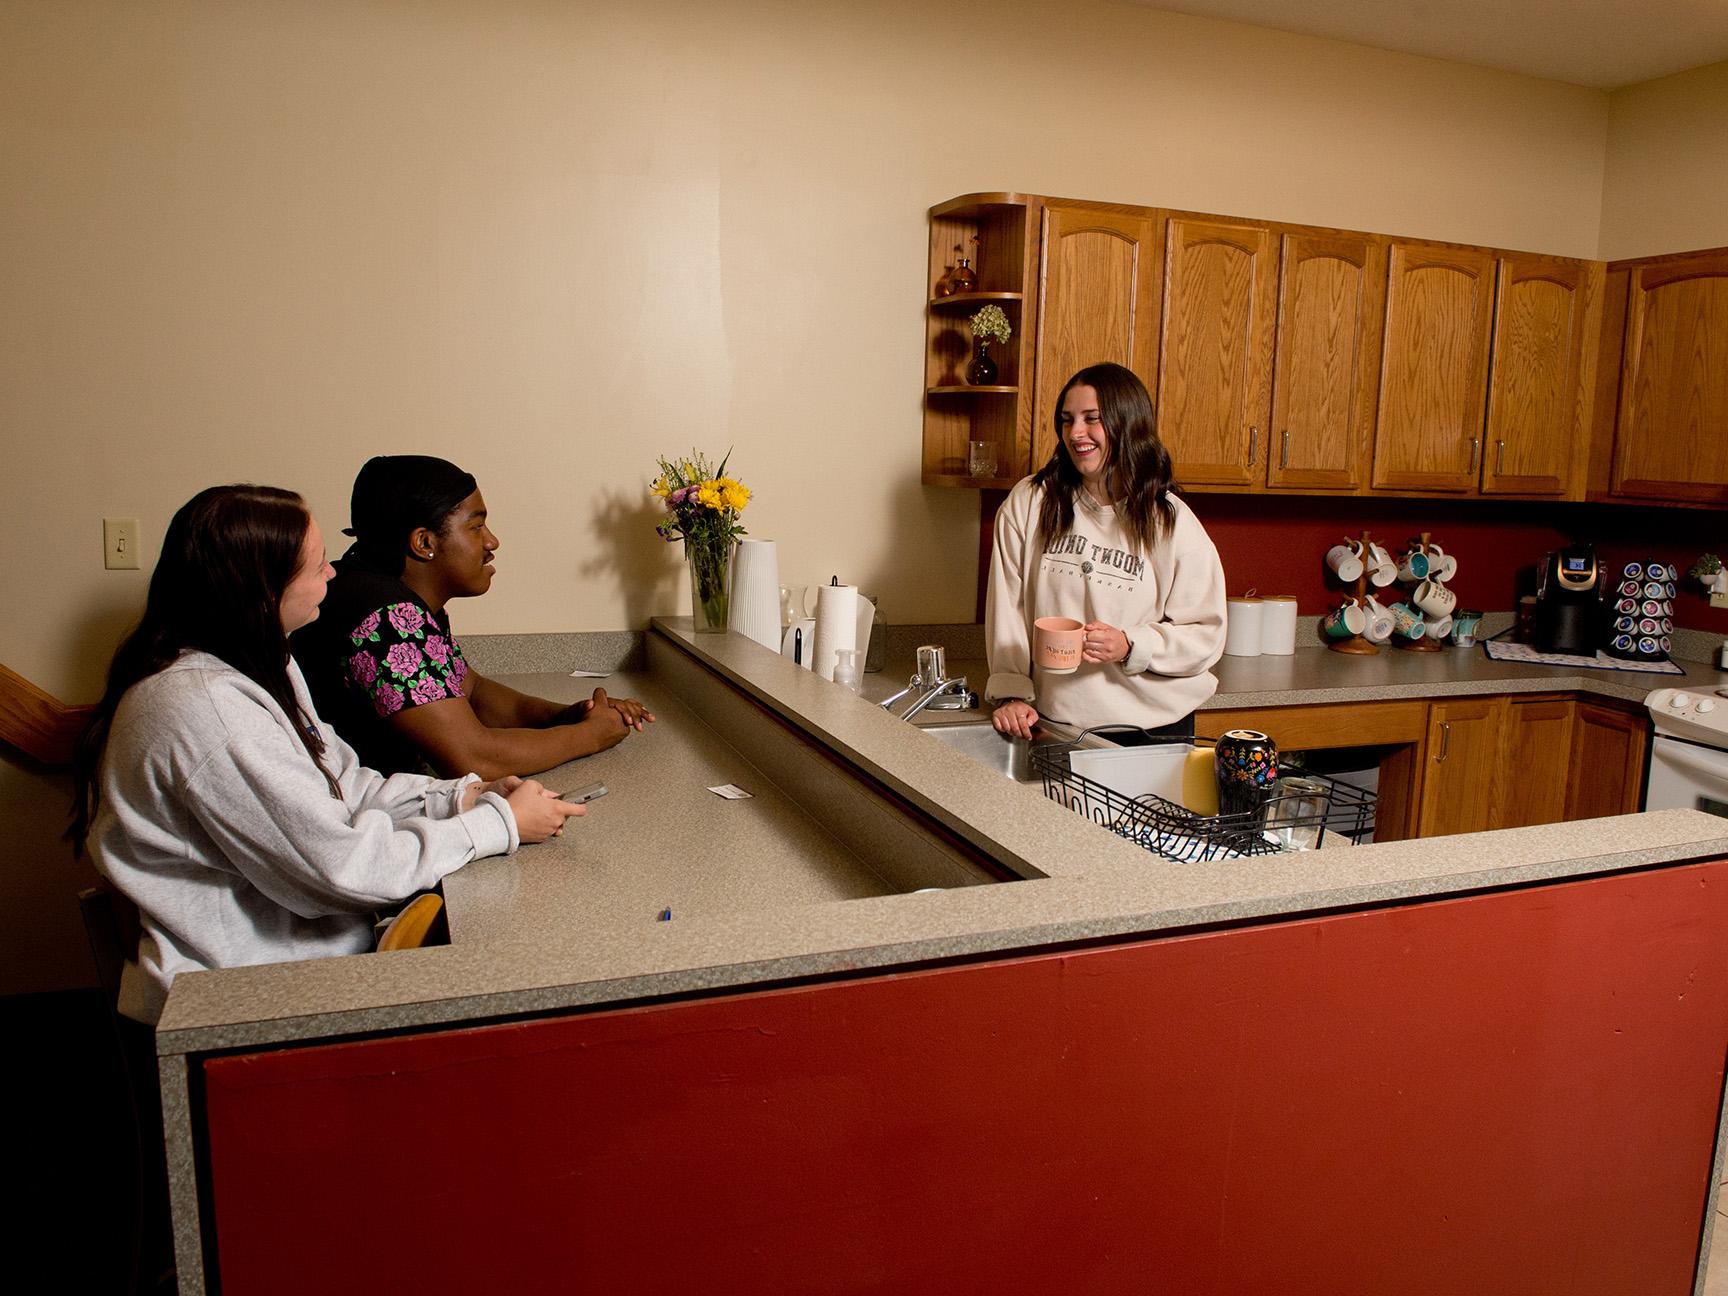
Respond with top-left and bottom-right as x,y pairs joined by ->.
652,451 -> 752,633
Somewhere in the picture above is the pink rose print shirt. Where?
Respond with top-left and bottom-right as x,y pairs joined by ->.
344,601 -> 470,720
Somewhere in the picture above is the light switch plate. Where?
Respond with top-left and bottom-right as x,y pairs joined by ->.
104,517 -> 140,570
1711,591 -> 1728,610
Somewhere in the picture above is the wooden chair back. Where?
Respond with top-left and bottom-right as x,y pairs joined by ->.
377,892 -> 445,952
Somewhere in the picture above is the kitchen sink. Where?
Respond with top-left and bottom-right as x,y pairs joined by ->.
917,719 -> 1098,783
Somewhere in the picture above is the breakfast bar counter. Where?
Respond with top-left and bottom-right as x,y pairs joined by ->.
155,621 -> 1728,1296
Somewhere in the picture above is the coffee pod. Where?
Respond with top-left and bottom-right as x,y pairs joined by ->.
1624,562 -> 1645,580
1661,635 -> 1672,654
1611,633 -> 1634,653
1642,599 -> 1663,617
1638,635 -> 1660,655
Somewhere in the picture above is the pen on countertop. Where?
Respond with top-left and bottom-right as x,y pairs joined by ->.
657,908 -> 672,922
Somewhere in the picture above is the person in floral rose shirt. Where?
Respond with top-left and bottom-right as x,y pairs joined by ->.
292,455 -> 652,779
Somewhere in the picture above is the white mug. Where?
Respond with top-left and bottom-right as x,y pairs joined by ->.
1414,578 -> 1456,618
1428,543 -> 1458,581
1366,542 -> 1398,587
1362,595 -> 1395,643
1325,540 -> 1364,584
1427,612 -> 1454,643
1398,549 -> 1431,582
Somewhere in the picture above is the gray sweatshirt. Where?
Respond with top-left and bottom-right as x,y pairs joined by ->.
90,651 -> 518,1023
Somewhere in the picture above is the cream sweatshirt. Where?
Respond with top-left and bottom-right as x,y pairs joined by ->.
985,478 -> 1227,731
90,652 -> 518,1023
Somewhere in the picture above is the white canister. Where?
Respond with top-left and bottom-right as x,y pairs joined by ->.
1258,595 -> 1298,655
1224,597 -> 1264,657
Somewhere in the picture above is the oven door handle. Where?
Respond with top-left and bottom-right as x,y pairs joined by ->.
1653,735 -> 1728,781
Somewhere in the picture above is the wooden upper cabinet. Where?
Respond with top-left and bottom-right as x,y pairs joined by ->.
1612,250 -> 1728,503
1032,202 -> 1162,471
1371,242 -> 1497,492
1155,218 -> 1277,487
1266,232 -> 1385,491
1481,255 -> 1596,497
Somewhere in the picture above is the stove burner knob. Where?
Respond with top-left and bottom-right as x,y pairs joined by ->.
1697,699 -> 1716,714
1671,693 -> 1692,708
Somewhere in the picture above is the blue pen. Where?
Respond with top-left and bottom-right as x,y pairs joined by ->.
657,907 -> 672,921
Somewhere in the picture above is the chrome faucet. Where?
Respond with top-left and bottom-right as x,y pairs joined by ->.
879,645 -> 976,720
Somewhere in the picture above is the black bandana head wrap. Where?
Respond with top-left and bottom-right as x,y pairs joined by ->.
341,455 -> 479,576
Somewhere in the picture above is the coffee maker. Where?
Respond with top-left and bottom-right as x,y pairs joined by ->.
1533,543 -> 1601,655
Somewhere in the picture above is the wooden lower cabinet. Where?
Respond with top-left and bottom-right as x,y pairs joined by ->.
1417,697 -> 1507,837
1200,693 -> 1649,842
1417,694 -> 1648,836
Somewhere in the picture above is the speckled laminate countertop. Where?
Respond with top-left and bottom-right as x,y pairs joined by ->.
153,621 -> 1728,1056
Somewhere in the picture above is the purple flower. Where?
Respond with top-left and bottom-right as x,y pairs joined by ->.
351,610 -> 381,644
387,603 -> 426,637
384,641 -> 424,679
348,651 -> 378,686
424,635 -> 450,665
373,682 -> 405,716
409,676 -> 448,705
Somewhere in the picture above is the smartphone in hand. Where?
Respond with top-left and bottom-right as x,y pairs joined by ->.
559,782 -> 608,804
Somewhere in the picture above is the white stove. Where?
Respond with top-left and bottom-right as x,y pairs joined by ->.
1644,687 -> 1728,817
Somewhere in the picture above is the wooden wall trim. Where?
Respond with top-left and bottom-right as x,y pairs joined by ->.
0,663 -> 92,767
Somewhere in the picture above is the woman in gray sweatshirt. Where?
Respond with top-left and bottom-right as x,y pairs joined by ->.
70,484 -> 581,1024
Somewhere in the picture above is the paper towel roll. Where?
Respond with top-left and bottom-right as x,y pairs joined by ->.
812,583 -> 858,681
1259,595 -> 1298,656
1223,597 -> 1263,657
728,539 -> 782,652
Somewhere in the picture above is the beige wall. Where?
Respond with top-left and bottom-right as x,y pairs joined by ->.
0,0 -> 1629,992
1600,59 -> 1728,260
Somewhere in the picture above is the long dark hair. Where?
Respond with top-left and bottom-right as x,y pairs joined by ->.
1033,362 -> 1175,553
69,485 -> 340,855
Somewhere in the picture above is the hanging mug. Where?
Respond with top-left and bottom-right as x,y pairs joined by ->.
1413,578 -> 1456,618
1320,598 -> 1367,640
1366,542 -> 1398,587
1397,548 -> 1431,582
1325,540 -> 1365,583
1427,543 -> 1458,581
1388,601 -> 1426,639
1362,595 -> 1396,643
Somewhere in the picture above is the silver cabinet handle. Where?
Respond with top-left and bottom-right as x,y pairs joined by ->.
1280,431 -> 1291,469
1438,721 -> 1451,762
1247,426 -> 1259,466
1496,440 -> 1506,474
1467,438 -> 1480,473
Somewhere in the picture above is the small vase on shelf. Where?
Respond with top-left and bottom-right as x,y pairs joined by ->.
686,538 -> 735,634
966,339 -> 998,386
950,256 -> 977,293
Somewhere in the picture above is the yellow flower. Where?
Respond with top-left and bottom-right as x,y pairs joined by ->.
650,474 -> 670,498
696,480 -> 723,510
722,479 -> 751,513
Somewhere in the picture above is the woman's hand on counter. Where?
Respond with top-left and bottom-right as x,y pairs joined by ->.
504,779 -> 586,842
1082,621 -> 1130,664
991,700 -> 1040,739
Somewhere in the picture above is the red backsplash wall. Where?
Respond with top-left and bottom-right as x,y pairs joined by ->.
977,492 -> 1728,633
1187,495 -> 1728,630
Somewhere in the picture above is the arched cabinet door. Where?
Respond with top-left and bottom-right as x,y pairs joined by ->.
1481,254 -> 1594,497
1371,241 -> 1496,493
1155,217 -> 1277,487
1266,232 -> 1386,492
1612,252 -> 1728,503
1031,202 -> 1162,471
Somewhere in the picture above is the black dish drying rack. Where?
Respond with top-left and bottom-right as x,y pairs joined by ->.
1032,733 -> 1376,863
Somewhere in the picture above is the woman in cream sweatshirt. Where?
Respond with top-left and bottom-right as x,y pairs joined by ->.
986,363 -> 1227,740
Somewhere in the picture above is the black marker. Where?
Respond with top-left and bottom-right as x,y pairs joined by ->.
794,627 -> 803,664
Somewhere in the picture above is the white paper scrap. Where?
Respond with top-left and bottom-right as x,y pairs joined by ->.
707,783 -> 753,800
568,669 -> 610,678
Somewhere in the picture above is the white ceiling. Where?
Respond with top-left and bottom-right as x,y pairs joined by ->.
1136,0 -> 1728,88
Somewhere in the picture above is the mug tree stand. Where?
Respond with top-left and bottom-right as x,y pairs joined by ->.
1396,530 -> 1444,653
1328,530 -> 1380,656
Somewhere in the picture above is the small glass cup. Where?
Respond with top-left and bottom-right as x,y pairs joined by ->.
968,440 -> 997,478
1263,777 -> 1330,851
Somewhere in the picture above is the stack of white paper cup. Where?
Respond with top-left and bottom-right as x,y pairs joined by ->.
1224,596 -> 1264,657
728,539 -> 782,652
1259,595 -> 1298,655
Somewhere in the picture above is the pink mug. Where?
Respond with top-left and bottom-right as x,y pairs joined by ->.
1034,616 -> 1084,674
